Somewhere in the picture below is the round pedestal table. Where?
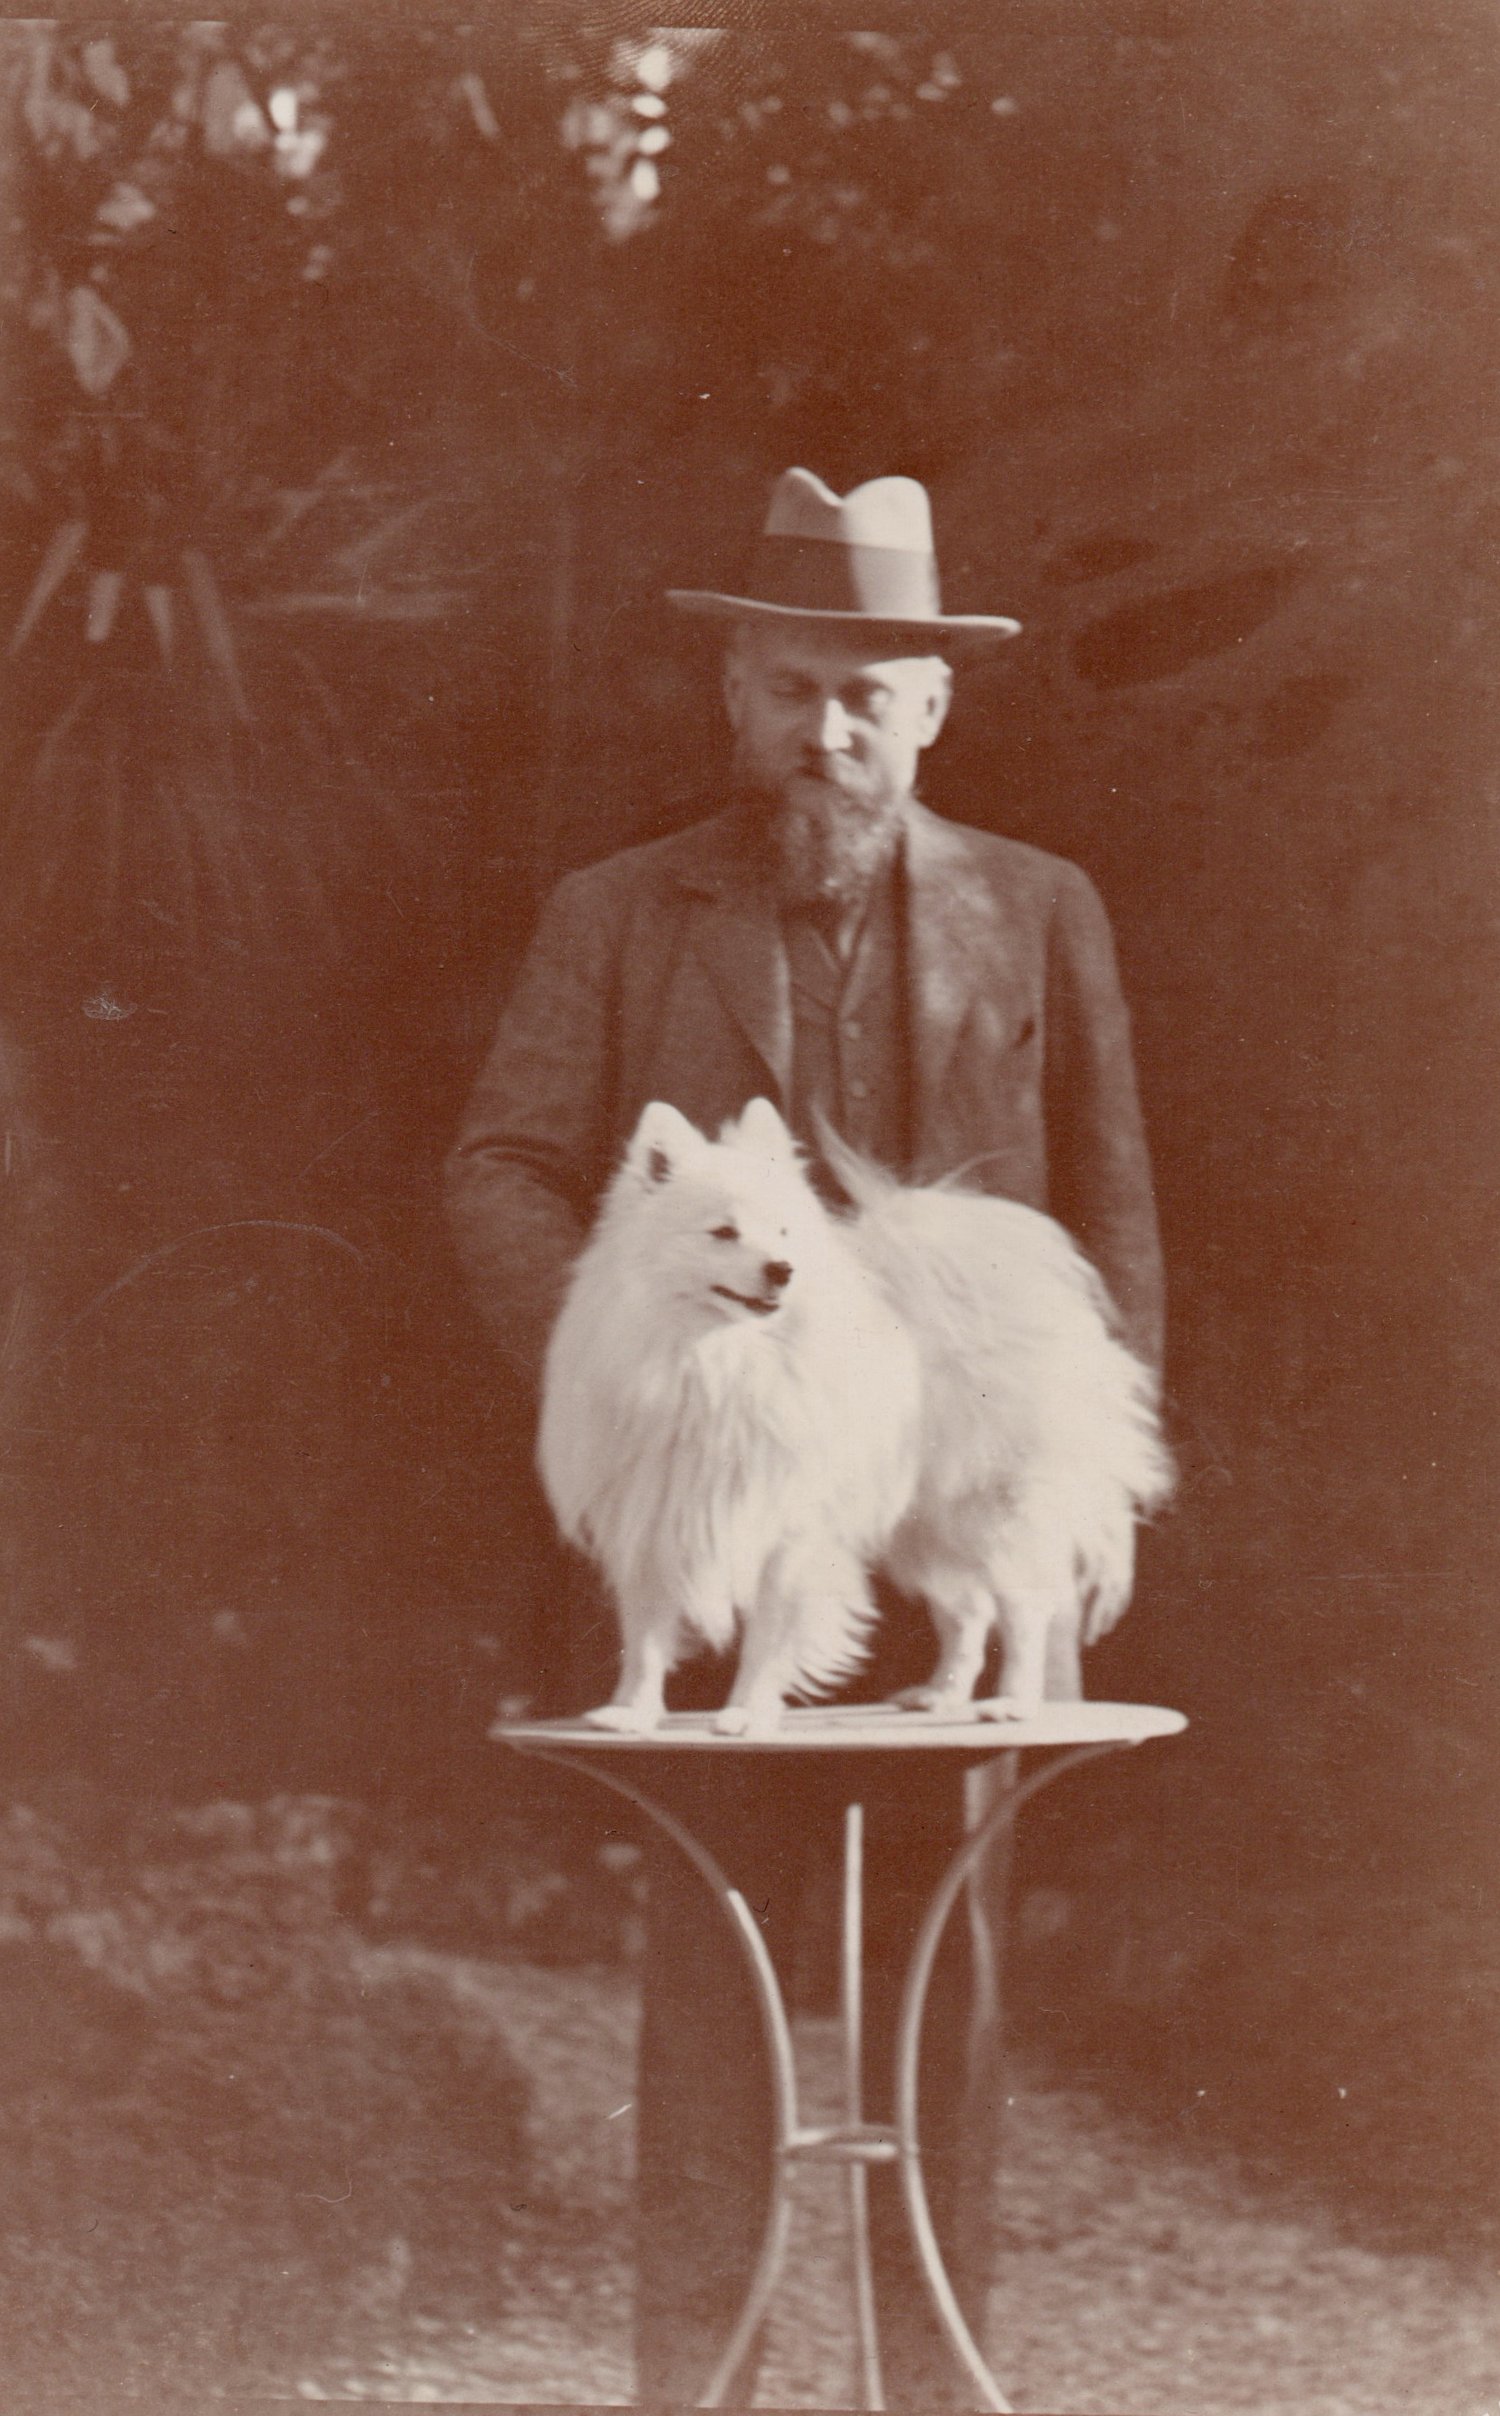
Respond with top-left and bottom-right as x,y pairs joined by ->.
495,1699 -> 1187,2412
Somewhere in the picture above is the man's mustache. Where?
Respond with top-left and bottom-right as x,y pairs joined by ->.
791,755 -> 873,796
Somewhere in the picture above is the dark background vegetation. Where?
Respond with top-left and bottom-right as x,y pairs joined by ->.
0,7 -> 1494,2259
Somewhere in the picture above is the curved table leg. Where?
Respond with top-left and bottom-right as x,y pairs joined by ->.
891,1742 -> 1127,2416
517,1736 -> 1132,2413
513,1746 -> 802,2409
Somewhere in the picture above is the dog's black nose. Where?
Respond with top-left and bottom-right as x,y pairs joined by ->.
764,1260 -> 793,1290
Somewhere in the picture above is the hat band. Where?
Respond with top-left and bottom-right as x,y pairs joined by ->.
748,532 -> 943,619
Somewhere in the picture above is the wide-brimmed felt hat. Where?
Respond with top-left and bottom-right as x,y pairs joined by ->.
667,467 -> 1020,645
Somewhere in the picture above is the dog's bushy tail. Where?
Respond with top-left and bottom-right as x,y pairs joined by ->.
813,1112 -> 902,1217
814,1112 -> 1007,1219
817,1106 -> 1174,1506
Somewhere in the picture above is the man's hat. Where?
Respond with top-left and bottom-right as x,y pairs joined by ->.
667,467 -> 1020,644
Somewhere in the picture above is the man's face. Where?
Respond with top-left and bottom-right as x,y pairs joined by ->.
724,619 -> 951,817
723,620 -> 952,905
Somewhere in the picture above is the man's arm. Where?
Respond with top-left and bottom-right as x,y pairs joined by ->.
1043,865 -> 1166,1373
445,870 -> 619,1385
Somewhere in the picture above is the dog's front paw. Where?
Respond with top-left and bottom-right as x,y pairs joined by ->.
973,1692 -> 1043,1724
583,1701 -> 662,1734
713,1702 -> 784,1738
893,1682 -> 975,1717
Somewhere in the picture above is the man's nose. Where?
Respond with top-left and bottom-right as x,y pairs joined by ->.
812,695 -> 854,752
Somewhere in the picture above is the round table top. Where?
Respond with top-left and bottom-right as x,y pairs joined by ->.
492,1701 -> 1186,1755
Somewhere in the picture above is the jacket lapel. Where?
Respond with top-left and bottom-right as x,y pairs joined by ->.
663,798 -> 1008,1134
670,808 -> 793,1103
903,800 -> 1011,1155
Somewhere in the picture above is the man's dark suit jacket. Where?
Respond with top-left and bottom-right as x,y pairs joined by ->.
447,796 -> 1164,1375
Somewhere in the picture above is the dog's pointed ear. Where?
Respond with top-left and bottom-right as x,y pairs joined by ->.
731,1096 -> 797,1160
626,1100 -> 704,1187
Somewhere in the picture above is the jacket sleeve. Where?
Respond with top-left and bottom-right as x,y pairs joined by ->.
1043,865 -> 1166,1374
444,869 -> 620,1386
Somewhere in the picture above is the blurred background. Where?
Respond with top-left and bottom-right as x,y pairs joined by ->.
0,5 -> 1494,2266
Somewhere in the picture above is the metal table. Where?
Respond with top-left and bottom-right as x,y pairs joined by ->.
495,1700 -> 1186,2412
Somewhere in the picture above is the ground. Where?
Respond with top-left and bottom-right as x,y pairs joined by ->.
0,1794 -> 1494,2412
294,1968 -> 1500,2416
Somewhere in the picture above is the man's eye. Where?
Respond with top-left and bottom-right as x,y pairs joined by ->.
710,1223 -> 739,1242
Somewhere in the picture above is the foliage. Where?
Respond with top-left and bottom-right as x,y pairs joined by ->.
3,20 -> 1040,539
0,1792 -> 533,2397
1014,1856 -> 1500,2262
623,28 -> 1029,447
0,17 -> 1049,1005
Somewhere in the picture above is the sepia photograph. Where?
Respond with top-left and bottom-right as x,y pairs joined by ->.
0,8 -> 1494,2409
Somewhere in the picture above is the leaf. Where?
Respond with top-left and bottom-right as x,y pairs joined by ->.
30,91 -> 104,163
8,519 -> 88,658
455,69 -> 499,140
26,267 -> 65,341
0,456 -> 38,508
96,182 -> 156,236
65,286 -> 131,396
142,584 -> 174,667
182,547 -> 254,723
85,569 -> 124,646
203,58 -> 267,154
21,28 -> 64,148
82,37 -> 130,109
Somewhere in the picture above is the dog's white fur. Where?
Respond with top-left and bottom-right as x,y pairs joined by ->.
821,1124 -> 1173,1717
539,1098 -> 1172,1733
538,1097 -> 921,1733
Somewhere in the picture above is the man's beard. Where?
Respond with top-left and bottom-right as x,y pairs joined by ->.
738,746 -> 908,912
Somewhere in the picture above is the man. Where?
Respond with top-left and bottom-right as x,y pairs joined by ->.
447,469 -> 1163,2401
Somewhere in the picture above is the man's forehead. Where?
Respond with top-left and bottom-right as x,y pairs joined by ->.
734,618 -> 947,682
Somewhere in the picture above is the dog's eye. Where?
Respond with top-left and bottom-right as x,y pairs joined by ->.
710,1223 -> 739,1243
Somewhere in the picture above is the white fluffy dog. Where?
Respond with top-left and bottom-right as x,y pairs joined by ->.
539,1097 -> 1171,1733
538,1097 -> 922,1733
